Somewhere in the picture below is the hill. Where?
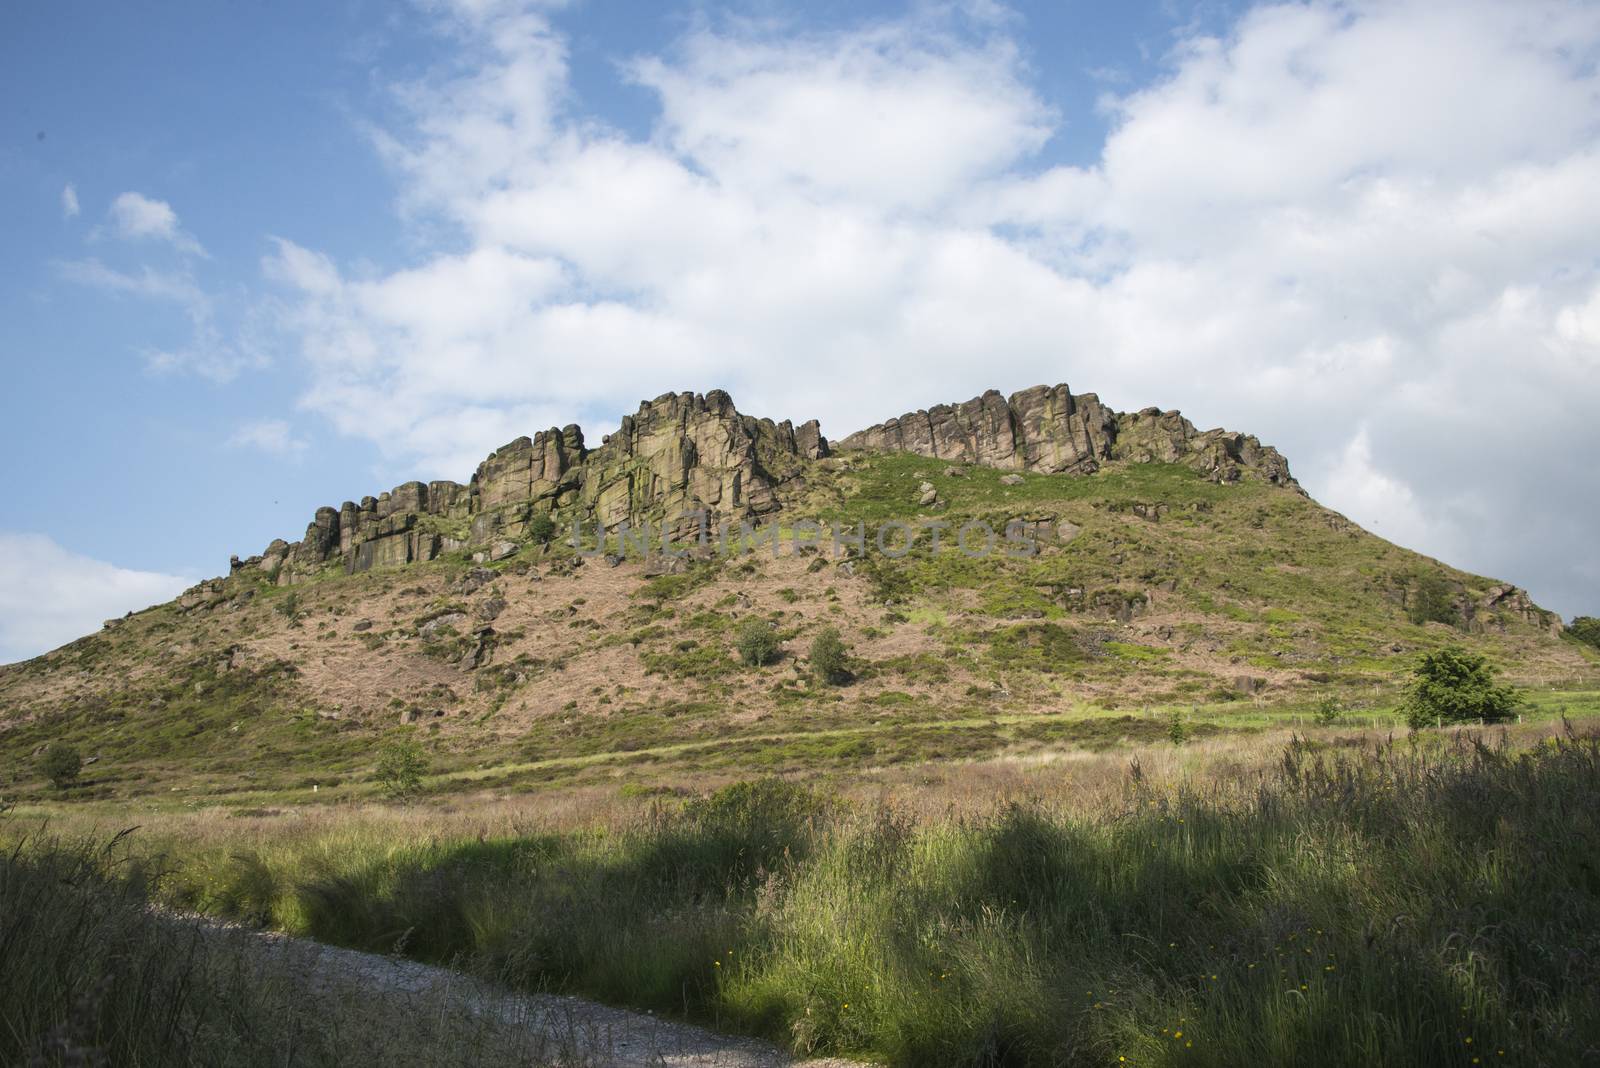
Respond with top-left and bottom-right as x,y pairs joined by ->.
2,385 -> 1594,800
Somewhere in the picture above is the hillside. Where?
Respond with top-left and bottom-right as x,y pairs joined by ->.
2,385 -> 1594,800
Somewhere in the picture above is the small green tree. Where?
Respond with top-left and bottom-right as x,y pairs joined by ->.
375,737 -> 428,801
527,513 -> 557,545
39,743 -> 82,789
1407,573 -> 1458,627
810,626 -> 850,684
1313,695 -> 1343,727
1567,616 -> 1600,650
735,619 -> 780,666
1401,646 -> 1518,729
1166,710 -> 1190,746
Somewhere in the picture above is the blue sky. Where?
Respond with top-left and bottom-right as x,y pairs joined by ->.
2,0 -> 1598,661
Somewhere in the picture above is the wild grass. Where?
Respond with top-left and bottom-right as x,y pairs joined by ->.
12,723 -> 1599,1065
0,824 -> 603,1066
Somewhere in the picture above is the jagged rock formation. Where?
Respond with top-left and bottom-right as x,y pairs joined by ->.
837,385 -> 1297,488
231,383 -> 1296,585
233,391 -> 828,583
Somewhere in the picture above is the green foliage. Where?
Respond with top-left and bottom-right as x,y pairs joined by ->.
1402,646 -> 1518,729
374,737 -> 429,801
39,742 -> 81,789
1314,695 -> 1344,727
275,591 -> 300,619
526,512 -> 557,545
983,622 -> 1082,674
1166,709 -> 1190,746
809,626 -> 850,685
1406,572 -> 1459,627
735,619 -> 780,667
1568,616 -> 1600,650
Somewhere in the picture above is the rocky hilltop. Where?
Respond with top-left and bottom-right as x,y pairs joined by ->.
233,384 -> 1294,586
838,385 -> 1297,488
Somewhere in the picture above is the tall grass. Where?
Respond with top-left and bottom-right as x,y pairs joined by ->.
0,826 -> 600,1066
18,729 -> 1600,1065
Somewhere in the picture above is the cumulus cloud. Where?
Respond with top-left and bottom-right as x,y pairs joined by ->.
105,191 -> 206,255
265,0 -> 1600,616
0,534 -> 191,664
227,418 -> 308,457
61,183 -> 79,219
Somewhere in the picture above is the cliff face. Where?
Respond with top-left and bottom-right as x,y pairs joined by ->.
234,391 -> 829,583
837,385 -> 1297,489
233,383 -> 1295,585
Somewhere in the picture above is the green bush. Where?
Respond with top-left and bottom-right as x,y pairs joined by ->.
1166,709 -> 1190,746
527,512 -> 557,545
1313,694 -> 1343,726
1401,645 -> 1518,729
1406,572 -> 1458,627
735,619 -> 780,666
39,743 -> 82,789
810,626 -> 849,684
374,737 -> 429,801
1568,615 -> 1600,649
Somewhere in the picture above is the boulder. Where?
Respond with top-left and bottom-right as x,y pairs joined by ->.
419,612 -> 468,638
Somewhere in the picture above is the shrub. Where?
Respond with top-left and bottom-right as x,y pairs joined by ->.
39,743 -> 82,789
736,619 -> 779,666
274,591 -> 300,621
1313,695 -> 1343,727
1406,572 -> 1458,627
1166,709 -> 1190,746
1402,646 -> 1518,729
527,512 -> 557,545
1567,615 -> 1600,650
810,626 -> 849,684
374,737 -> 428,801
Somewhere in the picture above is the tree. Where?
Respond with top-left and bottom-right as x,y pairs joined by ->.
39,743 -> 82,790
1313,695 -> 1343,727
810,626 -> 850,685
1166,709 -> 1190,746
1567,616 -> 1600,650
736,619 -> 780,666
527,512 -> 557,546
1401,646 -> 1518,729
375,737 -> 428,801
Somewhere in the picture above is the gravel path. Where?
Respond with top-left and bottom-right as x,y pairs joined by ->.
245,927 -> 867,1068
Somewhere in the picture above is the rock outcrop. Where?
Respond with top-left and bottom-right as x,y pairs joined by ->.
837,385 -> 1297,488
233,383 -> 1297,584
237,391 -> 829,584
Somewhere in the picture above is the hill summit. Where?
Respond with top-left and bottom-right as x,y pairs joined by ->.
233,384 -> 1297,587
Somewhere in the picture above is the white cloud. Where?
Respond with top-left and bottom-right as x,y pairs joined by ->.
105,191 -> 206,255
61,183 -> 79,219
0,534 -> 191,664
227,419 -> 308,457
263,0 -> 1600,617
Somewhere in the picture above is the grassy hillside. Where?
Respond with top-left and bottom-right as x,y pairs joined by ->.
1,453 -> 1595,802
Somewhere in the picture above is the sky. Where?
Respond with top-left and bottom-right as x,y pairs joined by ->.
2,0 -> 1598,663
